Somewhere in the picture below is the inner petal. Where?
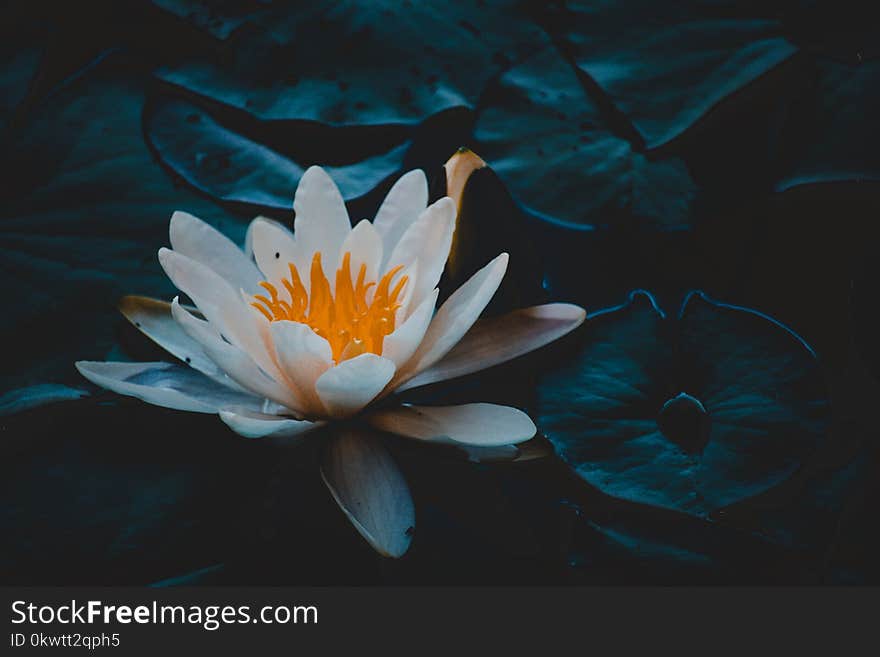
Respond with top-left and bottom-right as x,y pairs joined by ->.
251,250 -> 410,363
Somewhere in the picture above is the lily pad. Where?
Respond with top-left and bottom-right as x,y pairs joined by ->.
145,94 -> 411,212
535,290 -> 828,517
541,0 -> 797,149
488,454 -> 808,583
154,1 -> 545,124
0,55 -> 245,400
475,48 -> 696,230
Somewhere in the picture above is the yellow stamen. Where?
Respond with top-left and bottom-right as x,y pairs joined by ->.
253,251 -> 409,363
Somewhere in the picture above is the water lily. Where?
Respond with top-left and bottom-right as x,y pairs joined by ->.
76,154 -> 585,557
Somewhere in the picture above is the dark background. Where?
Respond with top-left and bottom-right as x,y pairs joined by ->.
1,0 -> 879,584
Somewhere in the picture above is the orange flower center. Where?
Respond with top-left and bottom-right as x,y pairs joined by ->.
251,251 -> 409,363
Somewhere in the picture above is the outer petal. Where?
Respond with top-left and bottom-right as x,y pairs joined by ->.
269,320 -> 334,416
244,215 -> 264,260
381,288 -> 438,370
171,298 -> 304,413
385,197 -> 455,312
366,402 -> 536,446
169,211 -> 263,294
372,169 -> 429,265
293,165 -> 351,268
339,219 -> 383,287
75,361 -> 263,414
118,295 -> 225,384
219,407 -> 319,439
400,303 -> 586,391
392,253 -> 508,389
158,247 -> 278,378
249,216 -> 304,288
314,353 -> 395,418
320,428 -> 415,558
444,149 -> 486,212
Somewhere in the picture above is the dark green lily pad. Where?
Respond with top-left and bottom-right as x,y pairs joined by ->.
542,0 -> 797,149
475,48 -> 696,230
0,55 -> 244,399
488,455 -> 810,583
535,290 -> 828,517
145,94 -> 410,212
154,1 -> 545,124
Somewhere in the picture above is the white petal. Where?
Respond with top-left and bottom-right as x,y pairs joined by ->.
400,302 -> 586,391
381,288 -> 438,369
75,361 -> 263,414
219,407 -> 319,439
169,211 -> 264,294
244,216 -> 259,260
118,295 -> 225,384
314,353 -> 395,418
269,320 -> 334,415
249,216 -> 305,288
366,402 -> 536,446
392,252 -> 508,389
158,248 -> 278,378
339,219 -> 383,286
385,196 -> 455,310
171,298 -> 304,413
372,169 -> 429,265
320,428 -> 414,558
293,165 -> 351,267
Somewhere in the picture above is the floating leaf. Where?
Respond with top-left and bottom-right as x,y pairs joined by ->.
154,1 -> 545,124
475,48 -> 697,230
487,454 -> 806,583
535,290 -> 828,517
542,0 -> 797,149
0,56 -> 244,400
145,95 -> 411,212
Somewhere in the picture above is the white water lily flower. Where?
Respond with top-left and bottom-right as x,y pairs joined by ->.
76,162 -> 585,557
